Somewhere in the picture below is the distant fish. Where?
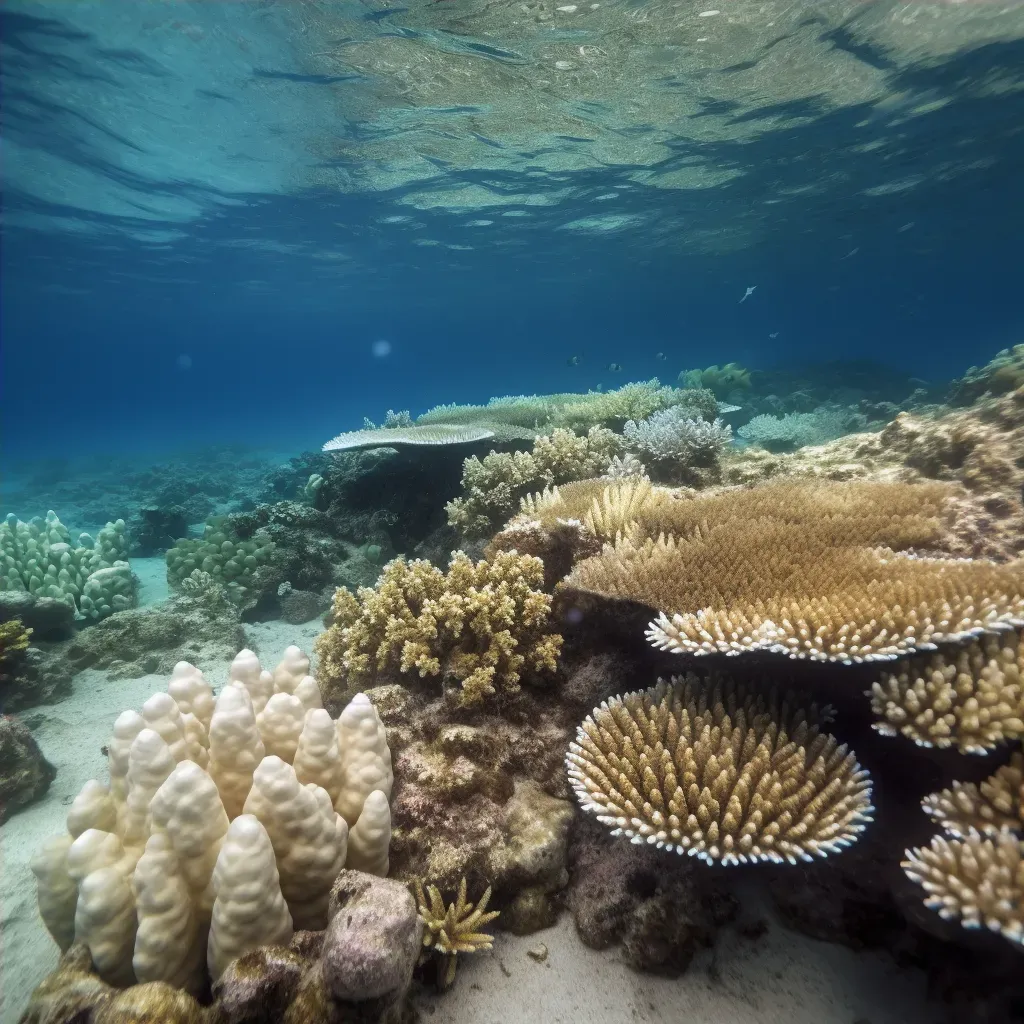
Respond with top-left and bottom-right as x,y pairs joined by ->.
769,332 -> 779,339
567,355 -> 581,366
739,285 -> 757,304
607,363 -> 623,372
655,352 -> 667,361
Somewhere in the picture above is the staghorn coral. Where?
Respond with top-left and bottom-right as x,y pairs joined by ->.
315,549 -> 563,707
624,409 -> 732,469
560,480 -> 1024,663
902,832 -> 1024,946
445,426 -> 624,537
604,453 -> 649,480
413,876 -> 500,989
323,423 -> 495,451
922,752 -> 1024,837
869,629 -> 1024,753
566,674 -> 873,866
738,406 -> 867,453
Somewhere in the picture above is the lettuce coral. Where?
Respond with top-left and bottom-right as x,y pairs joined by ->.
315,549 -> 563,707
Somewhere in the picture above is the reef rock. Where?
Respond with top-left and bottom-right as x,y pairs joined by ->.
0,714 -> 56,823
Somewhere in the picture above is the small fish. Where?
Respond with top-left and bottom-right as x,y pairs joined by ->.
739,285 -> 757,304
607,362 -> 623,372
655,352 -> 667,361
567,355 -> 581,366
769,332 -> 779,339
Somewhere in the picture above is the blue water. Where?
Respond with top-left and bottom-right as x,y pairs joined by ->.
3,1 -> 1023,460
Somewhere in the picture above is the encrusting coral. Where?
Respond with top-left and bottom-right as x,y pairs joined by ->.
445,426 -> 624,536
902,832 -> 1024,946
869,629 -> 1024,754
315,549 -> 563,707
921,752 -> 1024,837
560,480 -> 1024,663
29,646 -> 393,996
413,876 -> 500,990
566,674 -> 873,865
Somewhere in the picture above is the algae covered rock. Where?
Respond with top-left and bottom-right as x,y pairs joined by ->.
0,713 -> 56,823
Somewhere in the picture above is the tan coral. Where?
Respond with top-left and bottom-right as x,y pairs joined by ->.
922,752 -> 1024,837
566,674 -> 873,866
869,630 -> 1024,753
413,876 -> 500,989
561,481 -> 1024,663
902,832 -> 1024,946
446,427 -> 623,537
315,550 -> 563,707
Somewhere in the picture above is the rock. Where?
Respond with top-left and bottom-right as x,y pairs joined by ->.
2,645 -> 74,713
322,870 -> 423,1003
279,587 -> 325,625
0,591 -> 76,641
0,714 -> 56,824
129,505 -> 189,557
213,945 -> 306,1024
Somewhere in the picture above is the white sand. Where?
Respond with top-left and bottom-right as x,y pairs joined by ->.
2,616 -> 939,1024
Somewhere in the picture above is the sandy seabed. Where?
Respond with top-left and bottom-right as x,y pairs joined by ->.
0,616 -> 939,1024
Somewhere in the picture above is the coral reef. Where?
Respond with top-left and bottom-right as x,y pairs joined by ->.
446,426 -> 624,537
869,629 -> 1024,754
679,363 -> 752,399
1,511 -> 134,622
128,505 -> 189,557
22,870 -> 422,1024
413,876 -> 500,989
567,674 -> 873,865
947,345 -> 1024,405
0,713 -> 56,824
316,549 -> 563,708
922,752 -> 1024,837
28,647 -> 393,1005
623,409 -> 732,484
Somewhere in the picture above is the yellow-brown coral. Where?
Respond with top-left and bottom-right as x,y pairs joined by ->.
902,832 -> 1024,946
0,618 -> 32,662
413,877 -> 500,989
445,427 -> 623,536
922,752 -> 1024,837
566,674 -> 873,866
869,630 -> 1024,753
560,481 -> 1024,663
315,550 -> 563,707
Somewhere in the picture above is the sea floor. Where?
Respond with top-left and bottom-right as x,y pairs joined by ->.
1,621 -> 940,1024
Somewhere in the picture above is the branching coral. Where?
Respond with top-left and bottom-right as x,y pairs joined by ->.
413,877 -> 500,989
869,630 -> 1024,753
902,832 -> 1024,946
738,406 -> 867,453
560,480 -> 1024,663
315,550 -> 563,707
624,409 -> 732,468
922,753 -> 1024,838
566,674 -> 873,865
445,427 -> 624,536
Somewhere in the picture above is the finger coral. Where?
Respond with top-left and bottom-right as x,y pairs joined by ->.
446,427 -> 624,537
566,674 -> 873,865
315,550 -> 563,707
560,481 -> 1024,663
922,752 -> 1024,837
902,832 -> 1024,946
413,877 -> 500,990
869,629 -> 1024,753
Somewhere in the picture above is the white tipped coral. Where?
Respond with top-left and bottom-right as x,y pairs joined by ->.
567,674 -> 873,865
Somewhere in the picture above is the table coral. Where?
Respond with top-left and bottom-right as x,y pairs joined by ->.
315,549 -> 563,708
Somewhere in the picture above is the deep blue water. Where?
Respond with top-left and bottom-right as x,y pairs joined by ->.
3,1 -> 1023,461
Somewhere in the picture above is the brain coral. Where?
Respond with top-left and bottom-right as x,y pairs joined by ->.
566,674 -> 873,865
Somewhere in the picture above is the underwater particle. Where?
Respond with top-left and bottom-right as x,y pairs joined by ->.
769,332 -> 779,339
371,339 -> 392,358
739,286 -> 757,304
176,354 -> 193,371
413,877 -> 500,990
902,832 -> 1024,946
655,352 -> 666,361
566,673 -> 873,865
607,363 -> 623,372
567,355 -> 581,366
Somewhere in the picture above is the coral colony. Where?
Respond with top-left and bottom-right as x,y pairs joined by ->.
4,351 -> 1024,1023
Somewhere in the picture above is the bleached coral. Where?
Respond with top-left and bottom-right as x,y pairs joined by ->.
567,674 -> 873,865
315,550 -> 563,707
31,648 -> 392,991
738,406 -> 866,453
624,408 -> 732,465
